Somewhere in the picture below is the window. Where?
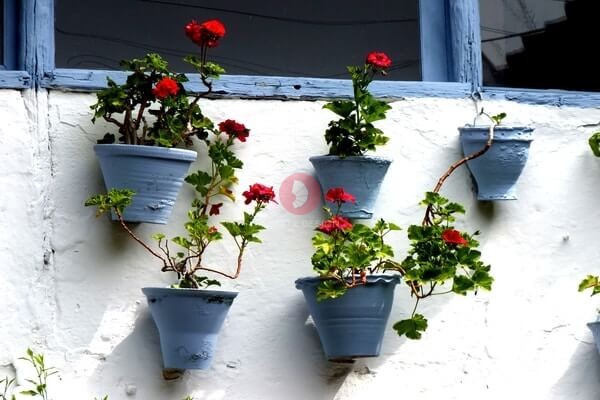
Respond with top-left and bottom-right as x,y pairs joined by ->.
480,0 -> 600,92
55,0 -> 422,81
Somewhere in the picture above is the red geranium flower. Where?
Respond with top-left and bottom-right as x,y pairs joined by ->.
242,183 -> 277,205
208,226 -> 218,234
152,77 -> 180,99
366,52 -> 392,69
209,203 -> 223,216
441,229 -> 468,246
219,119 -> 250,142
317,216 -> 353,234
185,19 -> 226,48
325,188 -> 356,204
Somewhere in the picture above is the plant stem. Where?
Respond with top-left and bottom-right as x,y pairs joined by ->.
115,210 -> 170,267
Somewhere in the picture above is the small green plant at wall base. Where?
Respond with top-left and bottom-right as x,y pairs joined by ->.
0,376 -> 15,400
91,19 -> 233,148
322,52 -> 392,157
86,102 -> 275,287
579,275 -> 600,296
19,348 -> 57,400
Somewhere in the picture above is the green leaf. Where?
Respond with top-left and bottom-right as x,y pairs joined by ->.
323,100 -> 355,118
452,275 -> 475,295
388,223 -> 402,231
393,314 -> 428,340
579,275 -> 600,296
589,132 -> 600,157
491,112 -> 507,125
152,233 -> 166,241
471,269 -> 494,291
84,189 -> 135,216
316,280 -> 347,301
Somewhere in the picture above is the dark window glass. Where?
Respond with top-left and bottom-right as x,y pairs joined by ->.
55,0 -> 421,80
481,0 -> 600,92
1,0 -> 5,68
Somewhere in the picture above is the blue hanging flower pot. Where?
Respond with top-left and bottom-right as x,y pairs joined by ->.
459,126 -> 534,200
142,287 -> 237,370
309,155 -> 392,219
94,144 -> 197,224
587,320 -> 600,354
295,275 -> 400,361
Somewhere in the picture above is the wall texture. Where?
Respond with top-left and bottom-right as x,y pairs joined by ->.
1,89 -> 600,400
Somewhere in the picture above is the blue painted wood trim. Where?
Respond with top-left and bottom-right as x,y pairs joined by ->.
482,87 -> 600,108
41,69 -> 472,99
0,71 -> 32,88
420,0 -> 451,81
447,0 -> 482,89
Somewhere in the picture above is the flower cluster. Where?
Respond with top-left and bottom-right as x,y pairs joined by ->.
366,51 -> 392,70
441,229 -> 468,246
324,187 -> 356,204
185,19 -> 226,48
242,184 -> 277,205
219,119 -> 250,142
152,77 -> 180,99
317,215 -> 353,234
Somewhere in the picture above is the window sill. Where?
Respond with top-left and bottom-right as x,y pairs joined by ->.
482,86 -> 600,108
0,71 -> 32,89
40,69 -> 472,100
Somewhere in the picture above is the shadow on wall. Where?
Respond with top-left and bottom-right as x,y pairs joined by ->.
88,309 -> 197,399
550,340 -> 600,399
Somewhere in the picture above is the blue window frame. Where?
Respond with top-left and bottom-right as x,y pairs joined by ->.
10,0 -> 598,107
28,0 -> 478,99
0,0 -> 30,88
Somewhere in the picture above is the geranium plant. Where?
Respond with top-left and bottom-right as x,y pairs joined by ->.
312,188 -> 491,339
86,119 -> 276,287
91,19 -> 228,147
311,111 -> 505,339
322,51 -> 392,157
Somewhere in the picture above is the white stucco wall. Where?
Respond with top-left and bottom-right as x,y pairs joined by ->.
1,89 -> 600,400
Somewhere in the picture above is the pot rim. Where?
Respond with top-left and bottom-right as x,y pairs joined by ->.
309,154 -> 393,163
94,144 -> 198,161
587,320 -> 600,328
459,125 -> 533,131
295,274 -> 401,290
142,287 -> 239,299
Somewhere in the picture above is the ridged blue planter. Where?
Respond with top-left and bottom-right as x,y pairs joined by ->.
309,155 -> 392,219
295,275 -> 400,360
94,144 -> 197,224
459,126 -> 534,200
587,320 -> 600,354
142,287 -> 238,370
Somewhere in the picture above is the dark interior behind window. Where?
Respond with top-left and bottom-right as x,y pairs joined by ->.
55,0 -> 421,80
1,0 -> 5,69
480,0 -> 600,92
